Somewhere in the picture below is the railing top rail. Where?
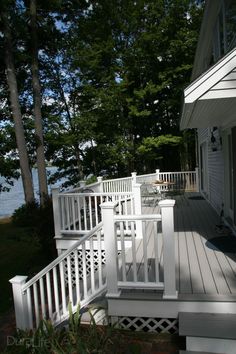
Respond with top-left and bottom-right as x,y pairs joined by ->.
102,176 -> 133,182
114,214 -> 162,222
136,172 -> 156,178
159,170 -> 196,174
59,192 -> 134,197
22,222 -> 103,291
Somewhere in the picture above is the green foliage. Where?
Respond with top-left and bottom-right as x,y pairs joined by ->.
137,134 -> 183,171
0,0 -> 203,188
5,304 -> 115,353
0,219 -> 51,314
86,175 -> 97,185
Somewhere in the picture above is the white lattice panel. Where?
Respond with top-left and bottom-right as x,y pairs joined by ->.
115,316 -> 178,334
63,249 -> 106,286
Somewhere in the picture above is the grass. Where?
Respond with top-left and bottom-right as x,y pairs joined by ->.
0,218 -> 52,315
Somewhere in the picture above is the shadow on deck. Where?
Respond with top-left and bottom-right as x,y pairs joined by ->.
144,192 -> 236,300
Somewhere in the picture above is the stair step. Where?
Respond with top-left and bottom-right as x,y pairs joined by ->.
180,351 -> 223,354
179,312 -> 236,339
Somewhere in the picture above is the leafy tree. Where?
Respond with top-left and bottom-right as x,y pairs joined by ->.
1,1 -> 35,202
0,0 -> 203,193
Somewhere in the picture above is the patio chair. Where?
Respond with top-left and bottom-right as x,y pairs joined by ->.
141,183 -> 162,207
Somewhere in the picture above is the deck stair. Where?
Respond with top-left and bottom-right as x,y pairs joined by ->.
179,312 -> 236,354
179,351 -> 223,354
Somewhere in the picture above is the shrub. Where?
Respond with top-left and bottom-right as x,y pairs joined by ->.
12,201 -> 39,228
12,198 -> 56,259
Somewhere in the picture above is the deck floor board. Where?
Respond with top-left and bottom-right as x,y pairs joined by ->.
138,192 -> 236,300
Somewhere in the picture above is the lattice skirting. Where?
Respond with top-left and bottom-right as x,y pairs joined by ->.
112,316 -> 178,334
62,249 -> 106,286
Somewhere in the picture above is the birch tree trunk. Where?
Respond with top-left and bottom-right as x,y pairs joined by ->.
30,0 -> 48,205
1,9 -> 35,204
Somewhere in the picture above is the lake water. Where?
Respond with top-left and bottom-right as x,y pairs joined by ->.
0,167 -> 63,217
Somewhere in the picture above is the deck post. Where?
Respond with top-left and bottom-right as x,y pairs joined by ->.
131,172 -> 137,184
195,167 -> 200,192
156,169 -> 160,181
9,276 -> 29,330
132,183 -> 143,238
80,180 -> 86,189
52,187 -> 61,237
101,202 -> 120,297
97,176 -> 103,192
159,199 -> 177,299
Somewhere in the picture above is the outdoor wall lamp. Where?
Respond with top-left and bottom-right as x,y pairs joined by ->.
210,130 -> 222,152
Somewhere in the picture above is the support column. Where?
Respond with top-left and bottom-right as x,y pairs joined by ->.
101,202 -> 120,297
156,169 -> 160,181
97,176 -> 103,192
80,180 -> 86,189
131,171 -> 137,184
159,199 -> 177,299
9,276 -> 29,330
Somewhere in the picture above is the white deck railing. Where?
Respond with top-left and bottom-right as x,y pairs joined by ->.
52,168 -> 198,238
10,223 -> 106,330
102,176 -> 133,193
53,191 -> 134,236
88,169 -> 198,194
10,197 -> 177,330
159,171 -> 197,191
101,199 -> 177,300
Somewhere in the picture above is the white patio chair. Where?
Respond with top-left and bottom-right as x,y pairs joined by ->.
141,183 -> 162,207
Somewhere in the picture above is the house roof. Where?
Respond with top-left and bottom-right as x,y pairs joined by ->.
180,47 -> 236,130
191,0 -> 221,81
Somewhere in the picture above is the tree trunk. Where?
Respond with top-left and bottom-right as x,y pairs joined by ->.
30,0 -> 48,205
1,9 -> 35,204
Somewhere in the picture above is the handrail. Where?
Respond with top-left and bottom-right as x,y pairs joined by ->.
22,222 -> 103,291
114,214 -> 162,222
60,191 -> 133,197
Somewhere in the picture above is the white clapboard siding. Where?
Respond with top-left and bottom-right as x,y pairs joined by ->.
198,128 -> 209,144
197,128 -> 224,215
208,145 -> 224,215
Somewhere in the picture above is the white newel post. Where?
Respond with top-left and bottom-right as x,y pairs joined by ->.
101,202 -> 120,297
156,169 -> 160,181
9,276 -> 29,330
195,167 -> 199,192
132,183 -> 143,238
131,172 -> 137,184
97,176 -> 103,192
80,180 -> 86,189
52,187 -> 61,237
159,199 -> 177,299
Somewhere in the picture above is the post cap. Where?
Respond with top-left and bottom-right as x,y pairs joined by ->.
9,275 -> 28,285
100,201 -> 117,209
132,183 -> 142,188
159,199 -> 175,208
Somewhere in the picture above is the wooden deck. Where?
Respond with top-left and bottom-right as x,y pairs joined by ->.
108,192 -> 236,319
142,192 -> 236,299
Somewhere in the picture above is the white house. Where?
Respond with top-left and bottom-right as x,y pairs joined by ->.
181,0 -> 236,229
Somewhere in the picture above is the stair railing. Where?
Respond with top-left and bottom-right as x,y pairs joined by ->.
10,223 -> 106,330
